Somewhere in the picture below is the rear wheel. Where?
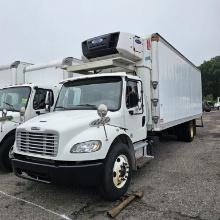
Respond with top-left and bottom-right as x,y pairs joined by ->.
100,143 -> 132,201
0,135 -> 15,172
193,120 -> 196,136
176,120 -> 195,142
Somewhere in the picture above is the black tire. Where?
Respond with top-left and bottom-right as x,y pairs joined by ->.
193,120 -> 196,136
176,120 -> 195,142
175,124 -> 184,141
182,121 -> 195,142
0,135 -> 15,172
100,143 -> 132,201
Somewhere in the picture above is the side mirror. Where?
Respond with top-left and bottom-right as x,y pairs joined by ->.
0,109 -> 13,122
20,107 -> 25,117
20,107 -> 26,123
97,104 -> 108,119
97,104 -> 109,141
2,109 -> 7,119
45,91 -> 51,112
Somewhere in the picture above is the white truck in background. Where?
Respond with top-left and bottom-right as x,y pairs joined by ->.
0,57 -> 81,171
24,57 -> 81,84
0,61 -> 30,88
214,97 -> 220,110
12,32 -> 202,200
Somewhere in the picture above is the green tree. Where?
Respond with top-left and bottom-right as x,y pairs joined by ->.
199,56 -> 220,100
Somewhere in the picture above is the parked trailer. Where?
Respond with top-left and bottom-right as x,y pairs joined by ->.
12,32 -> 202,200
24,57 -> 82,85
142,34 -> 202,133
0,57 -> 81,171
214,97 -> 220,109
0,61 -> 31,88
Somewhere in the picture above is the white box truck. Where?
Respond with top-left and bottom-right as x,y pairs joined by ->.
214,97 -> 220,109
0,57 -> 81,171
24,57 -> 81,85
0,61 -> 31,88
12,32 -> 202,200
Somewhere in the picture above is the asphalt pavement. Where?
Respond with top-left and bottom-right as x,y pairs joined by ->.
0,111 -> 219,220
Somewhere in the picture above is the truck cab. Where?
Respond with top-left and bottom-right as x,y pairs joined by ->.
0,84 -> 60,171
0,57 -> 81,172
12,72 -> 150,200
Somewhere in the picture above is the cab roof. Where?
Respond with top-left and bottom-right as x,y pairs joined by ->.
60,72 -> 140,84
1,83 -> 60,90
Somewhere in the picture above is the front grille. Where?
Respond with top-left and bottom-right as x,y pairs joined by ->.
16,131 -> 59,157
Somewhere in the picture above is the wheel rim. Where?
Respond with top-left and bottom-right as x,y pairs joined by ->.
190,126 -> 194,138
113,154 -> 130,189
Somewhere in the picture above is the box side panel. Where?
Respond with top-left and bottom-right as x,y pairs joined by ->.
156,41 -> 202,130
24,68 -> 69,86
136,37 -> 153,130
137,68 -> 152,129
0,69 -> 13,88
15,63 -> 29,84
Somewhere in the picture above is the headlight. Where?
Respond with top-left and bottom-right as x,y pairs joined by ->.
70,140 -> 102,153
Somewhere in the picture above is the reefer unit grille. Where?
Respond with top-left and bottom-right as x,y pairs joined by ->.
17,131 -> 58,157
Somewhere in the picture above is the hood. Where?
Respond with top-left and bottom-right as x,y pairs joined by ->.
18,110 -> 100,133
0,110 -> 20,124
14,109 -> 125,160
0,111 -> 20,141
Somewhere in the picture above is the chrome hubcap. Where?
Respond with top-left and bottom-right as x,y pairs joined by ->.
113,155 -> 129,188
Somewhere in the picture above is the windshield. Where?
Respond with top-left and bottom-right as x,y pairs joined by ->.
55,76 -> 122,111
0,87 -> 31,112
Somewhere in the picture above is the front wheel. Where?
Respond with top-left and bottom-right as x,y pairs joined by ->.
100,143 -> 132,201
0,135 -> 15,172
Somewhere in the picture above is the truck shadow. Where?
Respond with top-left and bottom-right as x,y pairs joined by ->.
132,134 -> 187,181
0,135 -> 186,220
0,170 -> 12,175
14,180 -> 112,219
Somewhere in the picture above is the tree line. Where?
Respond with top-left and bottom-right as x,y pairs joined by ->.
199,56 -> 220,101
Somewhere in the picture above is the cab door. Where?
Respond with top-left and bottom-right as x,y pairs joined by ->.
124,79 -> 147,142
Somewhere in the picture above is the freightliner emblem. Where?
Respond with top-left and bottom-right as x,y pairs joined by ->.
31,127 -> 41,131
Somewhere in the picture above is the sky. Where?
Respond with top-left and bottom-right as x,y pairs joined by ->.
0,0 -> 219,66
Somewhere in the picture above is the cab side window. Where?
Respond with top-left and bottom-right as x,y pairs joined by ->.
126,81 -> 139,109
33,89 -> 54,110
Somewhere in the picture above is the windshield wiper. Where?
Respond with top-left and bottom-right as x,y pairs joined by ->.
75,104 -> 97,109
3,102 -> 15,111
55,106 -> 67,110
55,104 -> 97,110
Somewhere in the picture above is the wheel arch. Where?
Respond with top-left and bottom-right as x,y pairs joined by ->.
107,134 -> 136,170
0,129 -> 16,146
